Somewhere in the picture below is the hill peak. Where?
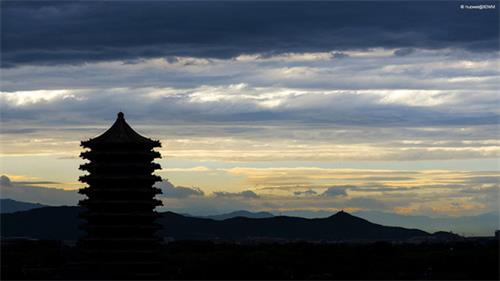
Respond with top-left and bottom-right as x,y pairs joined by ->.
330,210 -> 354,218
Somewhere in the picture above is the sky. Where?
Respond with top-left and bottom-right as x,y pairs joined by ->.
1,1 -> 499,218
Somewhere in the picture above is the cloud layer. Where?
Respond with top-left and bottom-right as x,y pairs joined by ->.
156,179 -> 204,198
1,1 -> 498,67
2,169 -> 497,219
2,47 -> 499,162
1,1 -> 498,220
0,175 -> 80,206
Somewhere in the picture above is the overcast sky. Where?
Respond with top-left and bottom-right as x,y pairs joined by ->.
1,1 -> 499,218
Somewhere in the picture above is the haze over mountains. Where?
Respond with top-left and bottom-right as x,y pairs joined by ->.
194,210 -> 275,220
192,209 -> 499,237
0,199 -> 46,214
353,211 -> 499,237
1,199 -> 498,236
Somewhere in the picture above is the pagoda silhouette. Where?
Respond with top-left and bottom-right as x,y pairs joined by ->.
77,112 -> 163,279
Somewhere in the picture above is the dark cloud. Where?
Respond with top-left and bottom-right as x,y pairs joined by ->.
294,189 -> 318,197
156,179 -> 204,198
213,190 -> 260,199
0,175 -> 80,206
1,1 -> 497,67
321,186 -> 349,197
331,52 -> 349,59
15,180 -> 60,185
0,175 -> 13,187
393,48 -> 416,57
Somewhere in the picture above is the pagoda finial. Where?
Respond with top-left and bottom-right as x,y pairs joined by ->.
117,112 -> 124,119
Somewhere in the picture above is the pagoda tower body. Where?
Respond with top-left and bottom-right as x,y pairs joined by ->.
78,112 -> 163,278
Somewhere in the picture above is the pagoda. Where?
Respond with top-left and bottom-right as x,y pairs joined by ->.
77,112 -> 163,278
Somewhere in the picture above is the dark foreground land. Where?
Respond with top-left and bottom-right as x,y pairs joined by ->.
1,239 -> 499,280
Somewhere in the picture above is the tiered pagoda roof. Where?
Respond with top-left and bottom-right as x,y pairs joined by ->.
81,112 -> 161,148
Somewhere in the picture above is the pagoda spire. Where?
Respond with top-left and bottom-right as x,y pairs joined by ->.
77,112 -> 163,279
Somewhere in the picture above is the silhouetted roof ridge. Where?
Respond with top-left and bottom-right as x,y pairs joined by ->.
329,210 -> 355,218
82,112 -> 160,147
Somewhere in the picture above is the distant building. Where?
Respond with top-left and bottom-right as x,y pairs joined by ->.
77,112 -> 163,278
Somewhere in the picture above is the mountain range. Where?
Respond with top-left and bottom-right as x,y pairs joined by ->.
353,210 -> 499,237
191,210 -> 275,220
1,205 -> 432,242
191,210 -> 498,237
1,198 -> 497,237
0,199 -> 47,214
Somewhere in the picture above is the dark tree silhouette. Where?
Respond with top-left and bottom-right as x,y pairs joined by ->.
77,112 -> 163,279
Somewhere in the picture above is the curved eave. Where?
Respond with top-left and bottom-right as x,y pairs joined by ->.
81,139 -> 161,149
78,187 -> 162,195
79,162 -> 161,171
79,174 -> 162,184
80,150 -> 161,160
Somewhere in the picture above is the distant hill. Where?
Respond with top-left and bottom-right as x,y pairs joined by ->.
0,206 -> 84,240
353,210 -> 500,236
1,207 -> 429,242
261,209 -> 498,236
0,199 -> 47,213
196,210 -> 274,220
159,210 -> 428,241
